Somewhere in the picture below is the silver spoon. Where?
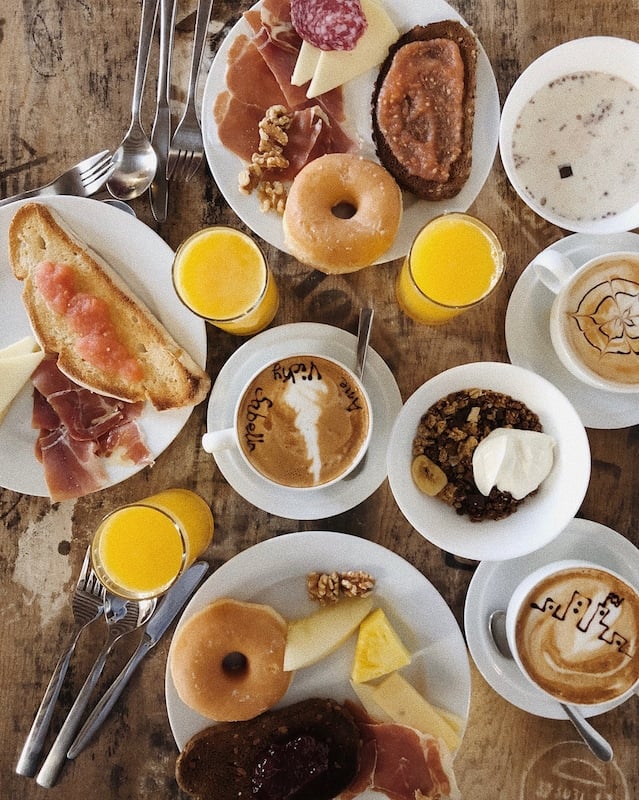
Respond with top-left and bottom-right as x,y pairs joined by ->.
488,609 -> 613,762
343,308 -> 374,482
106,0 -> 159,200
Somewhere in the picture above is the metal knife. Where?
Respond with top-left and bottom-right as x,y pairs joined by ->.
149,0 -> 176,221
66,560 -> 209,759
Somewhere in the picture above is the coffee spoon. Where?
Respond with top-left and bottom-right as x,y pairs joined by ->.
106,0 -> 159,200
488,609 -> 613,762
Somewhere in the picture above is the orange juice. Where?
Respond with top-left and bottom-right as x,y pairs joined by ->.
91,489 -> 213,599
172,227 -> 279,335
396,213 -> 504,324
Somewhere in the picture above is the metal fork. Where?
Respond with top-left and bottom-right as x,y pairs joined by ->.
166,0 -> 214,181
16,548 -> 106,778
36,594 -> 155,788
0,150 -> 115,207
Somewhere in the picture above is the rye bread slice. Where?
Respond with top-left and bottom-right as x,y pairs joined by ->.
8,202 -> 210,410
176,697 -> 361,800
372,19 -> 478,200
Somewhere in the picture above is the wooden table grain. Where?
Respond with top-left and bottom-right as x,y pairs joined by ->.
1,0 -> 638,798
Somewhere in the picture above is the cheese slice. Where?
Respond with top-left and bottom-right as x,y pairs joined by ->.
0,336 -> 44,423
305,0 -> 399,98
291,40 -> 321,86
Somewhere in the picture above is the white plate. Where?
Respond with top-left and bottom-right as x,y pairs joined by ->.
499,36 -> 639,234
387,362 -> 590,561
505,232 -> 639,430
464,517 -> 639,719
0,197 -> 207,497
205,322 -> 402,518
201,0 -> 500,263
165,530 -> 471,763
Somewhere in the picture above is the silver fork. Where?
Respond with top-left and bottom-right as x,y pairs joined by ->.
166,0 -> 214,181
16,548 -> 106,778
0,150 -> 115,207
36,594 -> 156,788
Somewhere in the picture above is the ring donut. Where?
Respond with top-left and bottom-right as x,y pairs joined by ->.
170,598 -> 292,722
283,153 -> 402,273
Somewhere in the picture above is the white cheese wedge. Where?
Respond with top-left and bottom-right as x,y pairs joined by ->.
305,0 -> 399,98
0,336 -> 44,423
291,40 -> 321,86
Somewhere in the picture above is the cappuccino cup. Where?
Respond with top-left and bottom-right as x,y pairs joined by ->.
506,560 -> 639,706
533,250 -> 639,393
202,354 -> 372,490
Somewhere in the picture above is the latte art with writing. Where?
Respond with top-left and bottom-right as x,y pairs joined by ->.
515,566 -> 639,705
560,256 -> 639,387
237,355 -> 371,488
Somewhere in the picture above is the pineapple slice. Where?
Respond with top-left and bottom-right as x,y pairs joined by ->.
351,607 -> 411,683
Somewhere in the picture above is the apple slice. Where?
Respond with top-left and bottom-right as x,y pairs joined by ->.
283,596 -> 374,672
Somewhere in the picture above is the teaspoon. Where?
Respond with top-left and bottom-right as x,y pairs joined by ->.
106,0 -> 159,200
488,609 -> 613,762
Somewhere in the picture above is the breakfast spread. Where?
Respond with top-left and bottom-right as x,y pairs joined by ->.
372,20 -> 477,199
411,388 -> 546,521
282,153 -> 403,271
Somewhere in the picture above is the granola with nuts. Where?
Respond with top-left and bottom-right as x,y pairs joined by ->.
307,570 -> 376,604
412,388 -> 543,522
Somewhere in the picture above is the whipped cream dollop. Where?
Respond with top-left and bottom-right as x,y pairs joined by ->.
472,428 -> 556,500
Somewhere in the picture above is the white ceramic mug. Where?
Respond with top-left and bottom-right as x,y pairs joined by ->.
533,250 -> 639,393
506,559 -> 639,707
202,354 -> 372,490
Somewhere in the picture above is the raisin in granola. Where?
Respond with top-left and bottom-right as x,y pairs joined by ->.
412,388 -> 542,522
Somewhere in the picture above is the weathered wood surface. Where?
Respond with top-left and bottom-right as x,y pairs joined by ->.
1,0 -> 638,798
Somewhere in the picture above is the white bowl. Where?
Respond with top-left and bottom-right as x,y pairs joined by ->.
499,36 -> 639,234
387,362 -> 591,561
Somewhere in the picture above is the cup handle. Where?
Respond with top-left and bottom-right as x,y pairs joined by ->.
532,249 -> 577,294
201,428 -> 236,453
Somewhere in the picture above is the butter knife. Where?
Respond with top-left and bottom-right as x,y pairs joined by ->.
149,0 -> 176,221
66,561 -> 209,759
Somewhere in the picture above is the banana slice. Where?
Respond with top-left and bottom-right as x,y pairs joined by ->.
411,455 -> 448,496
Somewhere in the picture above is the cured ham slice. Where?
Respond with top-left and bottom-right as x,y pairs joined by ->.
32,358 -> 152,501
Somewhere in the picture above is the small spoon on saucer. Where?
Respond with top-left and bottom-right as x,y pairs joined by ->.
343,308 -> 374,482
488,609 -> 613,762
106,0 -> 158,200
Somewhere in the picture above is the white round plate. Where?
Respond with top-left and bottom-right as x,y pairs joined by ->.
387,362 -> 590,561
464,517 -> 639,719
201,0 -> 500,263
505,231 -> 639,430
0,197 -> 207,497
205,322 -> 402,519
165,530 -> 470,761
499,36 -> 639,234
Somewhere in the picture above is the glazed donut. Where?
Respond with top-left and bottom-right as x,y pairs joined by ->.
282,153 -> 402,273
170,598 -> 292,722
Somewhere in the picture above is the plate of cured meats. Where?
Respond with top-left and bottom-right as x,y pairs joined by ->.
165,530 -> 469,797
202,0 -> 500,264
0,196 -> 208,500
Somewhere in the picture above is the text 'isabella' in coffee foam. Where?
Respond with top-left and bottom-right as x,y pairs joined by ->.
237,356 -> 371,489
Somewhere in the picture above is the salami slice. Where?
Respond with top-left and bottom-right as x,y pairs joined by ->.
290,0 -> 368,51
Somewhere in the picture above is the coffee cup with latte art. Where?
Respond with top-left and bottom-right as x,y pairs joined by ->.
202,354 -> 372,490
533,250 -> 639,393
505,560 -> 639,706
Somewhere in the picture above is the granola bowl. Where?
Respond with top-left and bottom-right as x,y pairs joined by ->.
387,362 -> 591,561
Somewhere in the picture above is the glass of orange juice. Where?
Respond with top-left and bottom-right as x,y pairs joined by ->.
91,488 -> 214,600
396,213 -> 505,324
172,226 -> 279,335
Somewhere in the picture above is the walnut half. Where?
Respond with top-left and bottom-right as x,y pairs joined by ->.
307,570 -> 376,604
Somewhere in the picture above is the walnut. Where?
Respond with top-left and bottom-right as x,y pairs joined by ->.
307,570 -> 376,604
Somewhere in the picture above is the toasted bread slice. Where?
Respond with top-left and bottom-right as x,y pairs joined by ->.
176,698 -> 361,800
372,20 -> 477,200
8,203 -> 210,410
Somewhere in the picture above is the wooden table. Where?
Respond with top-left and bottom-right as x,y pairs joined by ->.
1,0 -> 638,798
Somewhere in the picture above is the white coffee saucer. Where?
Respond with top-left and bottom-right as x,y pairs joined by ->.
464,517 -> 639,719
505,232 -> 639,429
206,322 -> 403,519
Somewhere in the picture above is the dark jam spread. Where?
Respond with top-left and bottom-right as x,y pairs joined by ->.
375,39 -> 465,183
251,735 -> 330,799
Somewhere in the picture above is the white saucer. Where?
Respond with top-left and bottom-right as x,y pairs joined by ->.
505,232 -> 639,429
205,323 -> 402,519
464,517 -> 639,719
